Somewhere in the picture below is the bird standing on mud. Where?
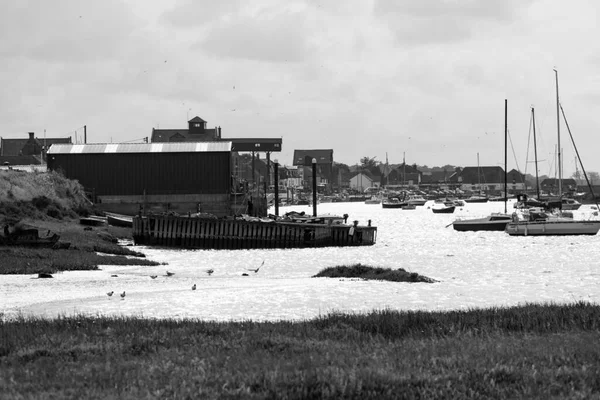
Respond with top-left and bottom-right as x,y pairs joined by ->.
166,271 -> 175,277
120,291 -> 126,299
206,269 -> 214,276
247,260 -> 264,274
107,291 -> 114,297
150,275 -> 157,279
192,284 -> 196,290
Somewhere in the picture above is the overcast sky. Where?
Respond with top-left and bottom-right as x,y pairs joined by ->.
2,0 -> 599,177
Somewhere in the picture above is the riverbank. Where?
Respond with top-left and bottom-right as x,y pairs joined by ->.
0,169 -> 160,274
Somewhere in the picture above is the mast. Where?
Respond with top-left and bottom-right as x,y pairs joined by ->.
554,68 -> 562,198
402,152 -> 406,187
504,99 -> 507,213
532,107 -> 540,199
477,152 -> 481,194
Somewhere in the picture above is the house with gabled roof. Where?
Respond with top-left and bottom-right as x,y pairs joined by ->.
540,178 -> 578,194
384,163 -> 421,186
151,117 -> 222,143
292,149 -> 334,191
1,132 -> 72,166
451,166 -> 506,192
349,170 -> 380,192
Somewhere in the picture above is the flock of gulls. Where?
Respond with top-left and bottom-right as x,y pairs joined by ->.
106,260 -> 265,300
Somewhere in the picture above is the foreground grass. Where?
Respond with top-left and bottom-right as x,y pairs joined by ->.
1,302 -> 599,399
314,264 -> 437,283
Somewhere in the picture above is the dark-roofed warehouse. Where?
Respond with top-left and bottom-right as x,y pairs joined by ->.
47,142 -> 233,216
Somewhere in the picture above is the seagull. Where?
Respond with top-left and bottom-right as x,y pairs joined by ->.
150,275 -> 157,279
192,284 -> 196,290
120,291 -> 126,299
206,269 -> 214,276
107,291 -> 114,297
166,271 -> 175,277
247,260 -> 264,273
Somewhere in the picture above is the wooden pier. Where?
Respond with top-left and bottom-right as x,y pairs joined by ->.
132,215 -> 377,249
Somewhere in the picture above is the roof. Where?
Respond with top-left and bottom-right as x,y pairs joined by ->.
47,142 -> 232,155
1,137 -> 71,156
228,138 -> 282,152
455,166 -> 505,184
151,128 -> 220,142
293,149 -> 333,166
188,116 -> 206,123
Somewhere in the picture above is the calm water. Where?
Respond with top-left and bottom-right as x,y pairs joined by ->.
3,200 -> 600,321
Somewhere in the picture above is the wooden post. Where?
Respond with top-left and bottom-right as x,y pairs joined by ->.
312,158 -> 317,217
274,160 -> 279,216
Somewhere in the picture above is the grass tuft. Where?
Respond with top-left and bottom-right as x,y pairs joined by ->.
313,263 -> 437,283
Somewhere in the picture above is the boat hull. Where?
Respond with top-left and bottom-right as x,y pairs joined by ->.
107,215 -> 133,228
505,220 -> 600,236
432,206 -> 455,214
452,214 -> 511,232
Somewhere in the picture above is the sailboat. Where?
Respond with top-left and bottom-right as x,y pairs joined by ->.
505,69 -> 600,236
452,99 -> 512,232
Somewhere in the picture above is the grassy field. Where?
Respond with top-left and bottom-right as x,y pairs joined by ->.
1,302 -> 599,399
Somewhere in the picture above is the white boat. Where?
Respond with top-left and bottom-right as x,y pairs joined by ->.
561,198 -> 582,210
364,195 -> 382,205
406,195 -> 427,206
506,70 -> 600,236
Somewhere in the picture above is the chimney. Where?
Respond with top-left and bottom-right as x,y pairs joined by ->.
28,132 -> 35,141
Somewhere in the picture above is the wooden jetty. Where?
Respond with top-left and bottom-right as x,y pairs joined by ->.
132,215 -> 377,249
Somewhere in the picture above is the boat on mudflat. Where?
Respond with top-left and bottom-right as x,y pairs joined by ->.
1,225 -> 61,248
106,213 -> 134,228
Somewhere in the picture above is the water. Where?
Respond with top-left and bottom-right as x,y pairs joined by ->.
3,200 -> 600,321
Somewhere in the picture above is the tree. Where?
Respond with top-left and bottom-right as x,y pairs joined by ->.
360,157 -> 378,170
587,171 -> 600,185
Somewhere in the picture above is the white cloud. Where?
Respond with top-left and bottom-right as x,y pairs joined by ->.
2,0 -> 600,176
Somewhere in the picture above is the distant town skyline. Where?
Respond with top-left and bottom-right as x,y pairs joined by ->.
3,1 -> 599,178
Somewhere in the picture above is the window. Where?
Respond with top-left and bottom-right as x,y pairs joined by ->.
194,123 -> 200,127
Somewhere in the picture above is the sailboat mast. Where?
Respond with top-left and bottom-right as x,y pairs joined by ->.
402,152 -> 406,186
532,107 -> 540,199
504,99 -> 507,214
477,152 -> 481,194
554,68 -> 562,197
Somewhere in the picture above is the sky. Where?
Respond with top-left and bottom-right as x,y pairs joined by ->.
2,0 -> 599,177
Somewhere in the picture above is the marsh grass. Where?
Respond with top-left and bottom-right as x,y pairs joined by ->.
0,209 -> 160,275
314,264 -> 437,283
1,302 -> 599,399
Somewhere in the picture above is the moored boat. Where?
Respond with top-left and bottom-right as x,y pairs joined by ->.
381,198 -> 405,209
432,205 -> 456,214
106,213 -> 134,228
1,226 -> 61,248
506,209 -> 600,236
80,216 -> 107,226
452,213 -> 512,231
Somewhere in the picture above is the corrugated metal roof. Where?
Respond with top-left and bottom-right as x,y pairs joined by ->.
48,142 -> 232,154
